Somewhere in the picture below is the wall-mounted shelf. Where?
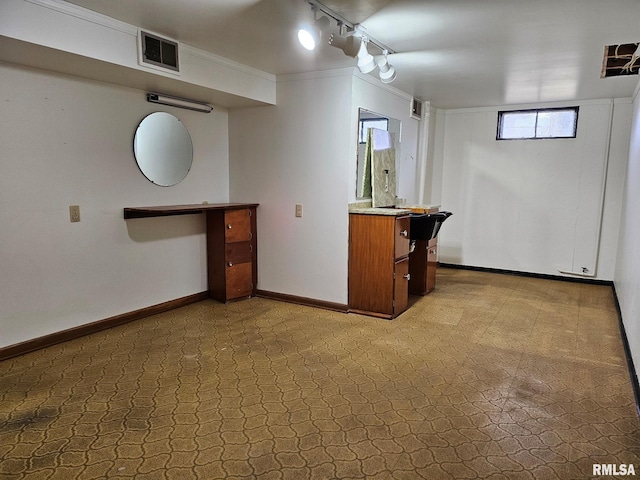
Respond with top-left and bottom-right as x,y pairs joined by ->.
124,203 -> 259,219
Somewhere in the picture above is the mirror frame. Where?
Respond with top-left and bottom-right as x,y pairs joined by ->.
133,112 -> 193,187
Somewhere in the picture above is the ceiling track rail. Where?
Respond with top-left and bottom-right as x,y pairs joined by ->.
304,0 -> 396,54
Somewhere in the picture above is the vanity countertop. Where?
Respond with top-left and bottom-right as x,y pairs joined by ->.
349,207 -> 413,216
405,204 -> 441,212
124,203 -> 259,219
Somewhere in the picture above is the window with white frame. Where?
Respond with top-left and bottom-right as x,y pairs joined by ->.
359,118 -> 389,143
497,107 -> 578,140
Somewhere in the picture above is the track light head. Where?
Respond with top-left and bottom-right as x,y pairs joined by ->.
298,16 -> 330,51
328,33 -> 361,57
356,41 -> 376,74
377,55 -> 397,83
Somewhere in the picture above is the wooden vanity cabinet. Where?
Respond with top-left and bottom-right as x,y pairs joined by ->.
407,206 -> 441,296
123,203 -> 258,303
207,207 -> 257,302
349,213 -> 411,319
409,237 -> 437,295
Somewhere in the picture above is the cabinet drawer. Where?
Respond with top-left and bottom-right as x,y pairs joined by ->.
226,262 -> 253,299
225,241 -> 253,265
224,209 -> 252,243
394,216 -> 411,259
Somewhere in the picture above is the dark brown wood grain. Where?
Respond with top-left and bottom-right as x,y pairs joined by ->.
207,206 -> 257,302
349,213 -> 411,318
0,292 -> 209,362
256,290 -> 348,312
394,258 -> 409,316
426,240 -> 438,294
127,204 -> 259,303
124,203 -> 259,219
408,239 -> 427,295
224,209 -> 252,243
226,262 -> 253,299
207,209 -> 227,302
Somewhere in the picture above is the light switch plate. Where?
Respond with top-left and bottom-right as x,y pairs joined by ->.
295,204 -> 303,218
69,205 -> 80,222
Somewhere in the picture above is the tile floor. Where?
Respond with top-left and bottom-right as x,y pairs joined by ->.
0,268 -> 638,479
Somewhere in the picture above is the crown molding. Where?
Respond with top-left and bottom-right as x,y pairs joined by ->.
353,69 -> 413,102
276,67 -> 355,83
181,45 -> 275,83
24,0 -> 275,84
24,0 -> 137,35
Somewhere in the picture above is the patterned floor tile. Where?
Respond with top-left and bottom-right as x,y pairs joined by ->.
1,268 -> 638,478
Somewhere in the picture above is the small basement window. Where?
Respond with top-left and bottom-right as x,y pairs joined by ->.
359,118 -> 389,143
497,107 -> 578,140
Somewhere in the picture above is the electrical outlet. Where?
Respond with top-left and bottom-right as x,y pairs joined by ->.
69,205 -> 81,223
295,204 -> 303,218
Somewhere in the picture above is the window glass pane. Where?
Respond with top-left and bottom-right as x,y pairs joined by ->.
500,112 -> 537,139
359,119 -> 388,143
536,110 -> 576,138
498,107 -> 578,140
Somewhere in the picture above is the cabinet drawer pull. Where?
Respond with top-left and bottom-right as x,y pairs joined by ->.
403,273 -> 411,280
227,262 -> 233,267
227,224 -> 232,229
400,230 -> 408,237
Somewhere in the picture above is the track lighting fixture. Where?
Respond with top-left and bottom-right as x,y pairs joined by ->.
299,0 -> 398,83
356,41 -> 376,74
328,33 -> 361,57
377,52 -> 396,84
298,14 -> 330,50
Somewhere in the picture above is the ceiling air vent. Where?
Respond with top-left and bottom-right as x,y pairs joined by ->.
410,98 -> 423,120
140,31 -> 179,72
601,43 -> 639,78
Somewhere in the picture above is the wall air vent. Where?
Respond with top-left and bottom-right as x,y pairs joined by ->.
140,31 -> 179,73
601,43 -> 640,78
410,98 -> 423,120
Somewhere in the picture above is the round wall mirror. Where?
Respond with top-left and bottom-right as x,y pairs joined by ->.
133,112 -> 193,186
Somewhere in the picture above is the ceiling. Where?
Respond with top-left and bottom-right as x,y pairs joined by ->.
63,0 -> 640,109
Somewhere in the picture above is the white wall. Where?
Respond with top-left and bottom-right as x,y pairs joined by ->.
0,0 -> 276,106
433,99 -> 627,281
600,100 -> 633,279
614,82 -> 640,386
229,71 -> 353,304
229,70 -> 422,305
425,105 -> 444,205
0,63 -> 230,348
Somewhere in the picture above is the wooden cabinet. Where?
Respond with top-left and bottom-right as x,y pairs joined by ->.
426,239 -> 438,293
407,206 -> 441,296
349,213 -> 411,319
409,237 -> 437,295
207,206 -> 258,302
